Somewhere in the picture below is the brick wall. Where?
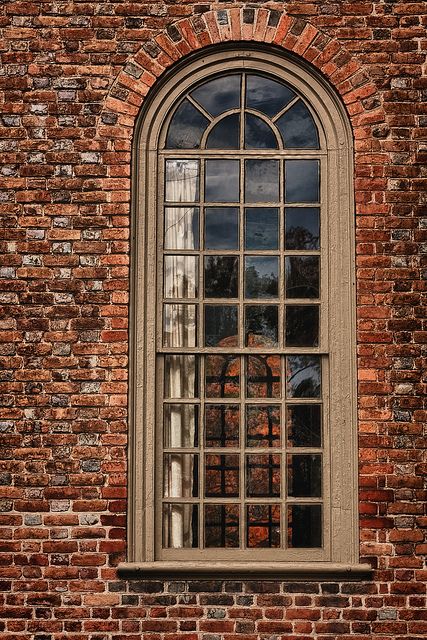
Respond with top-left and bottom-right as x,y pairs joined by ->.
0,1 -> 426,638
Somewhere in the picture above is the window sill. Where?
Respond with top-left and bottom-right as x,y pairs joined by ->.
118,561 -> 373,581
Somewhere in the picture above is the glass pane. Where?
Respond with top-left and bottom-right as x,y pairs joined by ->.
286,355 -> 321,398
205,355 -> 240,398
205,159 -> 239,203
246,74 -> 295,117
287,404 -> 322,448
165,159 -> 199,202
247,504 -> 280,548
287,454 -> 322,497
285,256 -> 319,299
205,405 -> 239,448
245,257 -> 279,299
247,355 -> 281,399
245,305 -> 278,347
246,454 -> 281,497
245,207 -> 279,250
191,75 -> 241,117
164,404 -> 198,448
285,305 -> 319,347
206,114 -> 240,149
164,355 -> 197,399
205,207 -> 239,250
164,256 -> 198,299
244,114 -> 278,149
164,207 -> 199,250
205,504 -> 239,548
163,503 -> 198,548
277,99 -> 319,149
163,304 -> 197,347
205,454 -> 239,497
166,99 -> 209,149
285,160 -> 319,203
285,207 -> 319,250
204,305 -> 238,347
245,159 -> 279,203
246,405 -> 280,448
163,453 -> 198,497
204,256 -> 238,298
288,504 -> 322,548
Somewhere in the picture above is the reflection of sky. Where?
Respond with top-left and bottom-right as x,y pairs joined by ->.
277,100 -> 319,149
191,75 -> 241,116
246,75 -> 295,117
245,208 -> 278,249
205,160 -> 239,202
206,114 -> 240,149
205,208 -> 239,249
245,160 -> 279,202
245,114 -> 278,150
285,160 -> 319,203
246,256 -> 278,279
285,207 -> 319,249
286,356 -> 320,398
166,99 -> 209,149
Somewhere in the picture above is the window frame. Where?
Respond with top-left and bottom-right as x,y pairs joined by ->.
121,45 -> 371,579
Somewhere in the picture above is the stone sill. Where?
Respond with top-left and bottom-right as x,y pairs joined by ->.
118,562 -> 373,581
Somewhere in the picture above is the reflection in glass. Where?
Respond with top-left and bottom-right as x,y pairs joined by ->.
288,504 -> 322,548
247,355 -> 281,399
205,207 -> 239,249
204,256 -> 238,298
206,113 -> 240,149
164,355 -> 197,398
205,159 -> 239,203
245,208 -> 279,250
287,404 -> 321,448
246,74 -> 295,117
164,256 -> 198,299
191,75 -> 241,116
285,207 -> 319,250
286,355 -> 321,398
205,355 -> 240,398
164,404 -> 198,448
204,305 -> 238,347
246,405 -> 280,448
245,113 -> 278,149
245,257 -> 279,299
163,304 -> 197,347
287,454 -> 322,497
205,504 -> 239,548
164,207 -> 199,250
247,504 -> 280,548
205,454 -> 239,497
163,454 -> 199,497
285,160 -> 319,203
246,454 -> 280,497
245,305 -> 278,347
166,99 -> 209,149
165,159 -> 199,202
277,99 -> 319,149
245,159 -> 279,203
205,405 -> 239,448
285,305 -> 319,347
163,503 -> 198,548
285,256 -> 319,299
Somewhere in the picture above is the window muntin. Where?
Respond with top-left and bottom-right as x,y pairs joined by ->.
158,72 -> 327,559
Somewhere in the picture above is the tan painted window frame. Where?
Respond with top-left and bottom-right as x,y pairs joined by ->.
120,45 -> 372,580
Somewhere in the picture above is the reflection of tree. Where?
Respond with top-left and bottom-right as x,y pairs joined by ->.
286,225 -> 319,250
205,256 -> 238,297
245,265 -> 278,297
286,256 -> 319,298
246,306 -> 278,346
287,356 -> 320,398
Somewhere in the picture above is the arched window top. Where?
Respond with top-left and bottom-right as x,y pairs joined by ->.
165,72 -> 320,150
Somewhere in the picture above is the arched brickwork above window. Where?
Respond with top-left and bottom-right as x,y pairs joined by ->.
98,8 -> 385,147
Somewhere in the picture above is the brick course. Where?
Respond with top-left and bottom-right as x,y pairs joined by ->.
0,1 -> 426,638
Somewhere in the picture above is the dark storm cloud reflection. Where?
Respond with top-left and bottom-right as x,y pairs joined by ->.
191,75 -> 241,117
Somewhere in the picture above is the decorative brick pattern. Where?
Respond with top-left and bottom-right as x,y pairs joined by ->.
0,2 -> 426,638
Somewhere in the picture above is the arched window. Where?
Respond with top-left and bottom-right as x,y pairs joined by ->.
123,48 -> 368,579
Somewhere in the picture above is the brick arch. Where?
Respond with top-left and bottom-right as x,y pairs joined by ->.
98,7 -> 385,145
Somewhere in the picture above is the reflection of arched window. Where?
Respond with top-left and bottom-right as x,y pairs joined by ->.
124,48 -> 367,579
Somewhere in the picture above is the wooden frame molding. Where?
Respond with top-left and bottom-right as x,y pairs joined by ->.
123,44 -> 372,578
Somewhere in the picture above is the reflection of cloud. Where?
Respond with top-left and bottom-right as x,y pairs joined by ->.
277,101 -> 319,149
246,75 -> 295,117
205,160 -> 239,202
191,75 -> 241,116
285,160 -> 319,204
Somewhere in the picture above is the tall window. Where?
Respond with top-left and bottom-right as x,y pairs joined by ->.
127,49 -> 360,575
